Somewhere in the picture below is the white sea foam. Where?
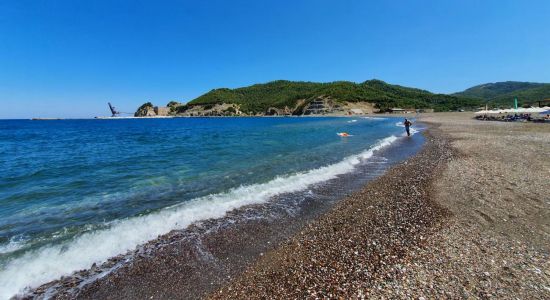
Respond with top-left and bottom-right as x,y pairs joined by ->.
0,236 -> 28,255
362,117 -> 387,120
0,135 -> 398,299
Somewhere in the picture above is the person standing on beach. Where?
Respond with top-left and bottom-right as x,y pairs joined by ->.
404,118 -> 412,136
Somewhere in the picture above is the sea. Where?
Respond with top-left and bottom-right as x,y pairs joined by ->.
0,116 -> 420,298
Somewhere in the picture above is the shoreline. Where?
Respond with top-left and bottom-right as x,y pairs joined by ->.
208,123 -> 452,299
209,113 -> 550,298
21,125 -> 424,299
21,113 -> 547,299
22,113 -> 418,121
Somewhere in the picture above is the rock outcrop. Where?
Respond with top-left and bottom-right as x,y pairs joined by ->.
135,102 -> 172,117
174,103 -> 243,117
135,98 -> 379,117
134,102 -> 156,117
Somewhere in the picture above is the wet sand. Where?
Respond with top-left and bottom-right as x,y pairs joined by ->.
208,113 -> 550,299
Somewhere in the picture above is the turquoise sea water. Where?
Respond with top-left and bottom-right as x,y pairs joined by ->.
0,116 -> 412,298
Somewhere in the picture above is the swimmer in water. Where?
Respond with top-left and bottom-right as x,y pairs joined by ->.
404,118 -> 412,136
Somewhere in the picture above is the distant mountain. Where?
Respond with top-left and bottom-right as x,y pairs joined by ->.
454,81 -> 550,107
185,79 -> 481,114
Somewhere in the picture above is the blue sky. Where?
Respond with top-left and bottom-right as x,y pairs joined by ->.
1,0 -> 549,118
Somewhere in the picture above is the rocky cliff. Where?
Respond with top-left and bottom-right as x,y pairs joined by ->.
134,102 -> 156,117
134,79 -> 484,117
134,101 -> 179,117
135,98 -> 379,117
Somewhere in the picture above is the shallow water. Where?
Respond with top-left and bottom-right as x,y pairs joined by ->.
0,116 -> 416,298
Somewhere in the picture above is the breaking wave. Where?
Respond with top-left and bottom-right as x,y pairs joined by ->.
0,135 -> 401,299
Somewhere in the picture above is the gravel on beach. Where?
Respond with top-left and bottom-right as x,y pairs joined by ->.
26,113 -> 550,299
209,113 -> 550,299
208,125 -> 453,299
30,119 -> 420,300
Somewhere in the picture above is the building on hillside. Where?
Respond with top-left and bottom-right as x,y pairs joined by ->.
388,108 -> 405,113
304,98 -> 330,115
388,108 -> 415,114
154,106 -> 170,116
349,108 -> 364,115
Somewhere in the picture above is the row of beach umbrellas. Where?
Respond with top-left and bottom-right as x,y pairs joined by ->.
475,107 -> 550,115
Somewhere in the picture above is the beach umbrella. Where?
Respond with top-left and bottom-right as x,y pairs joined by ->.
475,109 -> 499,114
538,106 -> 550,115
523,107 -> 546,113
475,110 -> 501,115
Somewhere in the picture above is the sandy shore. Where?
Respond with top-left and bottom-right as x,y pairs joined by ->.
408,113 -> 550,298
207,113 -> 549,299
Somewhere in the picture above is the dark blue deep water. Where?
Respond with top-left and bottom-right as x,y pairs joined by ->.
0,116 -> 413,297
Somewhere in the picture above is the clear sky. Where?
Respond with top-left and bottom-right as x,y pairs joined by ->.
1,0 -> 549,118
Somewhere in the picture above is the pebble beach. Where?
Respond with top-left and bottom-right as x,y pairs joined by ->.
208,113 -> 550,299
23,113 -> 550,299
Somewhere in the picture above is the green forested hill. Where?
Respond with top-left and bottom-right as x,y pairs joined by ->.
188,79 -> 482,113
454,81 -> 550,107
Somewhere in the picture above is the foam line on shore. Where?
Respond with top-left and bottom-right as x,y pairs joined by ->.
0,134 -> 403,299
362,117 -> 387,120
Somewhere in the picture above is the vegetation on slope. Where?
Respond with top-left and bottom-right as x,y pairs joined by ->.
187,79 -> 482,113
454,81 -> 550,107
